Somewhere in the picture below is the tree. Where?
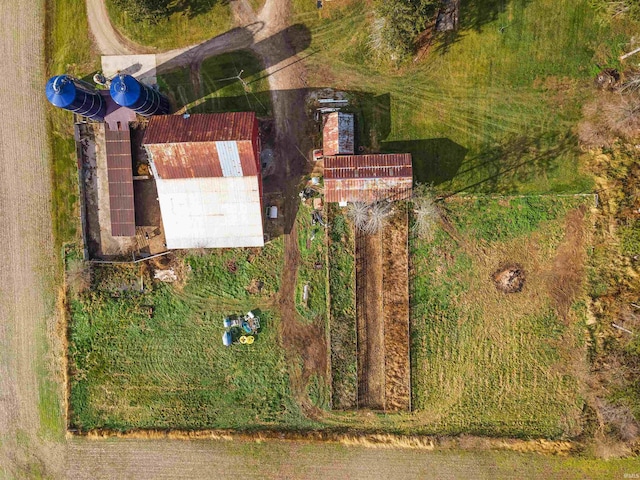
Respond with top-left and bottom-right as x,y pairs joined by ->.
372,0 -> 440,59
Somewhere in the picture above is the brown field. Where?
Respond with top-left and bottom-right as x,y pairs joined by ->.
355,207 -> 410,411
382,208 -> 411,411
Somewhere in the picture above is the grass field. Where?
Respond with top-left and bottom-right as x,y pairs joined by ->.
410,195 -> 593,437
158,50 -> 272,116
293,0 -> 632,195
67,239 -> 322,430
105,0 -> 234,51
327,205 -> 358,409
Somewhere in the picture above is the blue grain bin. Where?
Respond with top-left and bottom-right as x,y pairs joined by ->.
46,75 -> 106,121
110,74 -> 170,116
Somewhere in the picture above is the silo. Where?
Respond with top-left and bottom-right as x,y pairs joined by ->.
110,74 -> 170,116
46,75 -> 106,121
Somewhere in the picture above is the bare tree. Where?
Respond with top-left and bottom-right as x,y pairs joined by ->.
604,93 -> 640,139
410,184 -> 441,240
347,201 -> 392,235
620,70 -> 640,93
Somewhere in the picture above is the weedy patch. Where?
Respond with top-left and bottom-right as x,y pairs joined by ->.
410,195 -> 593,437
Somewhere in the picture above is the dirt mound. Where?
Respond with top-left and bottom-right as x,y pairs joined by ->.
492,264 -> 525,293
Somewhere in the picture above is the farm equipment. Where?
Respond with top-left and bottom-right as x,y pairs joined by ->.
222,311 -> 261,347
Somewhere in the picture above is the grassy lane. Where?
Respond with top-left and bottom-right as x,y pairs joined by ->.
42,0 -> 100,443
47,0 -> 99,247
327,205 -> 357,409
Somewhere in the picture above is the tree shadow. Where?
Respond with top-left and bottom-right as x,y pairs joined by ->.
443,131 -> 577,196
155,23 -> 311,78
432,0 -> 530,55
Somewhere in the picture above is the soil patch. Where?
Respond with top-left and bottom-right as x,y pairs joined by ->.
492,264 -> 526,293
356,228 -> 385,409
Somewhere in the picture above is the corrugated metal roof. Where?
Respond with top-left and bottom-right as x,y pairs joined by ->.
323,153 -> 413,203
143,112 -> 256,144
155,176 -> 264,249
324,177 -> 413,203
104,129 -> 136,236
142,113 -> 259,180
324,154 -> 412,179
323,112 -> 354,156
217,141 -> 243,177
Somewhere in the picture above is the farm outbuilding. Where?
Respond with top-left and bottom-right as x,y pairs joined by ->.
323,112 -> 354,156
143,112 -> 264,249
323,154 -> 413,204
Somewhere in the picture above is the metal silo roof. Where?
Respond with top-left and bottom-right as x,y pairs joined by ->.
109,74 -> 143,108
45,75 -> 77,108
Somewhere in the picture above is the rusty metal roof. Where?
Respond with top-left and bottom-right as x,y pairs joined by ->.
323,112 -> 354,156
143,112 -> 257,144
324,177 -> 413,203
142,113 -> 259,179
104,129 -> 136,236
324,153 -> 413,203
324,154 -> 412,179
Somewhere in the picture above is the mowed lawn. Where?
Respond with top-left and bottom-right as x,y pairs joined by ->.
293,0 -> 629,195
68,240 -> 315,431
410,196 -> 592,438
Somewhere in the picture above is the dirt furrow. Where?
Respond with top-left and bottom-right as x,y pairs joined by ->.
355,230 -> 385,409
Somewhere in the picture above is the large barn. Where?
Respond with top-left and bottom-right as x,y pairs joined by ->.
323,153 -> 413,204
143,112 -> 264,249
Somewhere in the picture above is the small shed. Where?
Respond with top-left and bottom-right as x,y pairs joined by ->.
324,154 -> 413,204
323,112 -> 354,156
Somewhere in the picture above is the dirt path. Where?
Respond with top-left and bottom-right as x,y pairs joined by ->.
0,1 -> 65,477
548,206 -> 588,321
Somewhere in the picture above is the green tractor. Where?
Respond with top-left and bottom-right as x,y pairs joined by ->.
222,311 -> 261,347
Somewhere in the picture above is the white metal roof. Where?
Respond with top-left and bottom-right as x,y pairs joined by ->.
154,175 -> 264,249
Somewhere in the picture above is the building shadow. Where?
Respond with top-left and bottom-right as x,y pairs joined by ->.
382,138 -> 467,186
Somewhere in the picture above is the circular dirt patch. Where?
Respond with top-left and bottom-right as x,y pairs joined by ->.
492,264 -> 525,293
